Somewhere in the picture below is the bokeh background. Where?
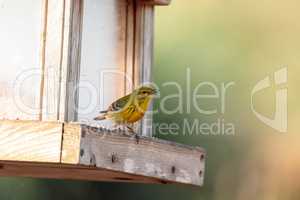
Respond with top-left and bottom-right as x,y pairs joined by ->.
1,0 -> 300,199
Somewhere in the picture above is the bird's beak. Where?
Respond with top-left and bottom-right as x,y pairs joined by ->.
151,88 -> 159,97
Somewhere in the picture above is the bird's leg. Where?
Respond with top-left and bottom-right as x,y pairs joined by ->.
120,123 -> 132,136
126,123 -> 140,144
126,124 -> 135,134
134,133 -> 140,144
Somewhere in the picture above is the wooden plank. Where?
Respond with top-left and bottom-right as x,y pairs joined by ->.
0,161 -> 172,184
39,0 -> 82,122
41,0 -> 66,121
77,0 -> 128,124
138,0 -> 171,6
61,122 -> 81,164
65,0 -> 83,122
58,0 -> 72,121
125,0 -> 135,93
140,5 -> 155,137
0,120 -> 62,163
76,124 -> 205,186
36,0 -> 159,128
39,0 -> 49,120
133,4 -> 155,137
0,120 -> 205,186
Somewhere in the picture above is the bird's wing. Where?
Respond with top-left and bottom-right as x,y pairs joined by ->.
106,94 -> 132,112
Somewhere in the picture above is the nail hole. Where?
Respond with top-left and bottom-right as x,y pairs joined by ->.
111,153 -> 117,163
80,149 -> 84,157
199,170 -> 203,177
200,154 -> 205,161
171,166 -> 176,174
90,154 -> 96,167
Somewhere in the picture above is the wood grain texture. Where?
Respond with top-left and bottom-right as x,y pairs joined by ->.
133,4 -> 155,137
77,0 -> 128,124
0,120 -> 205,186
0,120 -> 62,162
0,161 -> 173,184
140,5 -> 155,137
65,0 -> 83,122
125,0 -> 135,93
78,125 -> 206,186
58,0 -> 72,121
41,0 -> 66,121
61,122 -> 81,164
138,0 -> 171,5
38,0 -> 158,128
40,0 -> 83,122
39,0 -> 49,120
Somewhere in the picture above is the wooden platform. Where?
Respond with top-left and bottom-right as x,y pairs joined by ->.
0,120 -> 205,186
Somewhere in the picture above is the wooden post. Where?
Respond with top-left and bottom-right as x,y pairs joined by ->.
126,1 -> 156,137
39,0 -> 83,122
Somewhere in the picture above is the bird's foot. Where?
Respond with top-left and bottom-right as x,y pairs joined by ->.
131,133 -> 140,144
124,126 -> 139,144
135,133 -> 140,144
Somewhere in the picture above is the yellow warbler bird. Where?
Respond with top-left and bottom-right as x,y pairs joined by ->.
94,85 -> 158,133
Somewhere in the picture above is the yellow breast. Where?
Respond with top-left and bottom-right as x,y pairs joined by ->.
119,97 -> 151,123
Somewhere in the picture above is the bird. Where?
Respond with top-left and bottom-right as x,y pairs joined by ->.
94,85 -> 158,136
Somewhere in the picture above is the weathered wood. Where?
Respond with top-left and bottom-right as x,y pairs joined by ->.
58,0 -> 72,121
134,4 -> 155,137
64,0 -> 83,122
0,120 -> 205,186
138,0 -> 171,5
39,0 -> 77,122
39,0 -> 162,124
125,0 -> 136,93
0,161 -> 172,184
41,0 -> 66,121
0,120 -> 62,162
39,0 -> 49,120
0,0 -> 169,124
77,0 -> 128,124
77,124 -> 205,186
61,122 -> 81,164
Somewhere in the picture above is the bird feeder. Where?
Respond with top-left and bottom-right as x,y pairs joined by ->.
0,0 -> 206,186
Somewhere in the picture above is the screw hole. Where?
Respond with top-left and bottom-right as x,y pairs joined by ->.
111,153 -> 117,163
200,154 -> 205,161
171,166 -> 176,174
199,170 -> 203,177
80,149 -> 84,157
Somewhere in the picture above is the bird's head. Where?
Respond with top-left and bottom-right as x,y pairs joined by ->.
135,85 -> 158,100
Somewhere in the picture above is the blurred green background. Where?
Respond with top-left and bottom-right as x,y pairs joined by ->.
1,0 -> 300,199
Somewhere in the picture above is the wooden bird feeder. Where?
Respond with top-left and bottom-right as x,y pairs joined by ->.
0,0 -> 206,186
